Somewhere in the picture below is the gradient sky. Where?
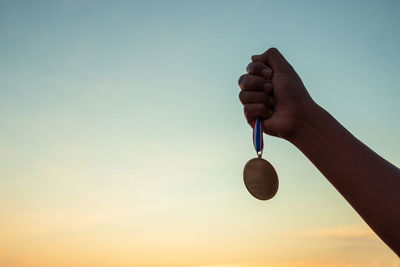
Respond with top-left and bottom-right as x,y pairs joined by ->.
1,1 -> 399,266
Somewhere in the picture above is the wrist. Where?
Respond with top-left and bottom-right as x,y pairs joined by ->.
286,101 -> 326,146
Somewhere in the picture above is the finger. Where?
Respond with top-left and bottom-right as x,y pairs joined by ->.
251,47 -> 293,72
244,103 -> 273,124
239,90 -> 270,106
238,74 -> 272,93
246,61 -> 272,79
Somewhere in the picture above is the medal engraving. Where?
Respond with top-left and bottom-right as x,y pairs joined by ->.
243,157 -> 279,200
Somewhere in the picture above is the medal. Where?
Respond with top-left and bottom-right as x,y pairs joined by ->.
243,118 -> 279,200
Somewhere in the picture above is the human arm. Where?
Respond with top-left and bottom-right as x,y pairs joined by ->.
238,48 -> 400,255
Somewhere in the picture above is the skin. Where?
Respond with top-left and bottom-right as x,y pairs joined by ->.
238,48 -> 400,256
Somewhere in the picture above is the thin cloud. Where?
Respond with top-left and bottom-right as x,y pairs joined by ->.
280,223 -> 376,240
194,260 -> 369,267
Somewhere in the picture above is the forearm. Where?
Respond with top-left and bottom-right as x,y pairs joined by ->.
289,103 -> 400,255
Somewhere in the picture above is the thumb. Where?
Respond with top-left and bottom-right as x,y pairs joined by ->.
251,47 -> 293,72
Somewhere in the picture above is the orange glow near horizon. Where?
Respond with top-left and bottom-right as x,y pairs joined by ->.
1,1 -> 400,266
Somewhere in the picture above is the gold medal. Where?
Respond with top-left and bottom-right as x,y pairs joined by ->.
243,155 -> 279,200
244,118 -> 279,200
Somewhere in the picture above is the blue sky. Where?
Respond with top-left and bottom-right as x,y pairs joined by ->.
0,1 -> 399,266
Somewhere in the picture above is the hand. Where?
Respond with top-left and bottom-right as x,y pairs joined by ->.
238,48 -> 315,140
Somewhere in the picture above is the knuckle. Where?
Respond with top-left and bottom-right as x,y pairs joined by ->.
244,110 -> 254,123
247,61 -> 269,75
240,74 -> 254,89
246,62 -> 256,73
238,74 -> 247,87
238,90 -> 247,103
244,104 -> 256,117
255,61 -> 266,68
243,104 -> 251,113
245,62 -> 251,73
248,92 -> 268,104
268,47 -> 278,54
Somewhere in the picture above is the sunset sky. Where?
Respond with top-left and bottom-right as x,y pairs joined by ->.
0,1 -> 399,266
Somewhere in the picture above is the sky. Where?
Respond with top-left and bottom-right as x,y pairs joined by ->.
0,0 -> 399,266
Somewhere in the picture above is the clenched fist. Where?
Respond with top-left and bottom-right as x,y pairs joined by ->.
238,48 -> 315,140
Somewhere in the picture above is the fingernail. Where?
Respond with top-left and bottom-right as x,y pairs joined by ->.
261,68 -> 272,79
264,83 -> 272,93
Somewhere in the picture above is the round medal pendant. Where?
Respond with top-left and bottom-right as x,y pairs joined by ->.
243,157 -> 279,200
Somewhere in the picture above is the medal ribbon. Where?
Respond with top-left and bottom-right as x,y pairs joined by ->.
252,117 -> 264,155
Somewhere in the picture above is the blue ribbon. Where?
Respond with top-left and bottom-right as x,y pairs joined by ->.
252,117 -> 264,154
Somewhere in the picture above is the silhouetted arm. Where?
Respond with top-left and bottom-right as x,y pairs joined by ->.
289,103 -> 400,256
239,47 -> 400,256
